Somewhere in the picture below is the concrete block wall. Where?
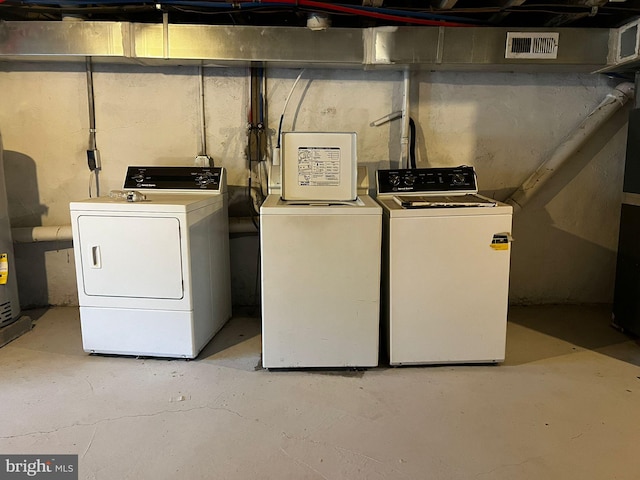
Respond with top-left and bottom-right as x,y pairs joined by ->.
0,63 -> 627,307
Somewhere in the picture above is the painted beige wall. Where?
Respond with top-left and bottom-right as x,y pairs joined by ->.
0,63 -> 627,307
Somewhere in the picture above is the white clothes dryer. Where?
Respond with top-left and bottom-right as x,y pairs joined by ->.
70,166 -> 231,358
376,167 -> 513,365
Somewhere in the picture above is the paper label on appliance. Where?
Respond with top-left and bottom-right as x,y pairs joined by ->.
0,253 -> 8,285
297,147 -> 341,187
490,234 -> 510,251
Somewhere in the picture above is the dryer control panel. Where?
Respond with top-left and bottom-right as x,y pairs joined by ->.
124,166 -> 223,191
377,166 -> 477,195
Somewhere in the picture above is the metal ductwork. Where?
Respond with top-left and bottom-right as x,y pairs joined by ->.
598,18 -> 640,74
0,22 -> 612,72
363,26 -> 609,72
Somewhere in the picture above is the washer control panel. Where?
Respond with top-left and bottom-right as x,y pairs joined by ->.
124,166 -> 223,191
377,166 -> 477,195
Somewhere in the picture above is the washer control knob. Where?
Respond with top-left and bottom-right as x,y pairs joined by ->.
451,173 -> 466,185
196,172 -> 215,186
132,174 -> 145,183
403,174 -> 416,187
389,174 -> 401,187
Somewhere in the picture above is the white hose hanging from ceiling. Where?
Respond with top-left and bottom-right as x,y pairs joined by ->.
506,82 -> 635,212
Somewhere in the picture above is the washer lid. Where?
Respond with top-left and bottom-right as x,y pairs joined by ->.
393,193 -> 497,208
260,194 -> 381,215
377,195 -> 513,217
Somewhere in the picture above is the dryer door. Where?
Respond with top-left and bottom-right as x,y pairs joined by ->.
76,215 -> 184,299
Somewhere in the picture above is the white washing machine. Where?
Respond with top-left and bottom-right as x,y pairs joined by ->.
376,166 -> 513,365
70,166 -> 231,358
261,135 -> 382,368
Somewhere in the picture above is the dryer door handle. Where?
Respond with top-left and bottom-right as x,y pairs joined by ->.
91,246 -> 102,269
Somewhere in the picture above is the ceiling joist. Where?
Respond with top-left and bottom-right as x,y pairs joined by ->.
1,0 -> 639,29
436,0 -> 459,8
490,0 -> 528,25
544,0 -> 608,27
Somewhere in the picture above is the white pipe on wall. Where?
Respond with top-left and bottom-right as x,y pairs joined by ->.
12,217 -> 258,244
506,82 -> 635,212
12,226 -> 73,243
399,68 -> 411,169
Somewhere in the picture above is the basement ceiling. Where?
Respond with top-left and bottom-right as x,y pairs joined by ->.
0,0 -> 639,29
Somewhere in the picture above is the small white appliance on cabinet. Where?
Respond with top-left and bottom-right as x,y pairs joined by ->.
70,166 -> 231,358
376,166 -> 513,365
261,132 -> 382,368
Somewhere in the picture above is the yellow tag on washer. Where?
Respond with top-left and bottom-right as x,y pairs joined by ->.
490,233 -> 511,251
0,253 -> 8,285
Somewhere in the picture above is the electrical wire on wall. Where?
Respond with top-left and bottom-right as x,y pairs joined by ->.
246,65 -> 269,311
196,65 -> 213,166
259,66 -> 270,196
247,65 -> 264,228
256,66 -> 266,199
86,57 -> 101,197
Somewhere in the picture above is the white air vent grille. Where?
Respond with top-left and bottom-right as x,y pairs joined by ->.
505,32 -> 559,59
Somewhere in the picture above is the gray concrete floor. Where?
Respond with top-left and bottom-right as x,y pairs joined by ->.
1,305 -> 639,480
